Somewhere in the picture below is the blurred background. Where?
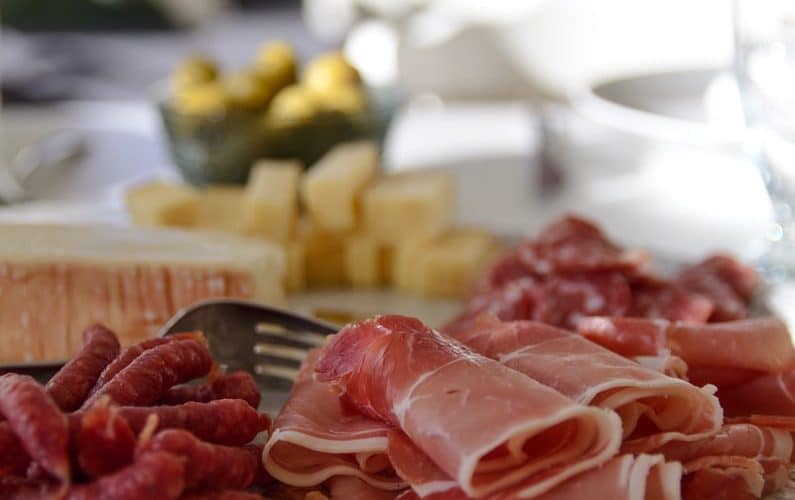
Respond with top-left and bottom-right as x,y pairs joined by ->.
0,0 -> 789,264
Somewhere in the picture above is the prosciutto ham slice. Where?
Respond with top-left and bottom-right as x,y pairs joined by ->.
676,255 -> 759,322
390,428 -> 682,500
315,315 -> 622,498
718,370 -> 795,417
327,476 -> 403,500
577,317 -> 795,375
262,349 -> 405,490
446,316 -> 721,445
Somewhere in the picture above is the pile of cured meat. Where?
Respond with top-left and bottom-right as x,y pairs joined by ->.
263,216 -> 795,500
0,326 -> 272,500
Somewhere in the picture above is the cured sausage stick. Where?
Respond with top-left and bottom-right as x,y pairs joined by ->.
75,404 -> 137,478
65,451 -> 185,500
138,429 -> 259,490
88,332 -> 205,398
107,399 -> 270,446
0,423 -> 29,477
82,338 -> 212,409
46,324 -> 121,412
160,371 -> 261,409
0,374 -> 70,484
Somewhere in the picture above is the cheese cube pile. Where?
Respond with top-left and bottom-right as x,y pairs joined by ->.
301,141 -> 378,232
245,160 -> 301,242
362,172 -> 455,245
125,141 -> 498,297
126,181 -> 200,227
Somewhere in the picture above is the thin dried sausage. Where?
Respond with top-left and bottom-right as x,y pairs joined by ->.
75,404 -> 136,478
46,324 -> 121,411
160,371 -> 260,409
138,429 -> 258,489
65,451 -> 185,500
180,491 -> 266,500
0,374 -> 69,484
0,422 -> 30,477
89,332 -> 204,398
82,338 -> 212,409
113,399 -> 269,446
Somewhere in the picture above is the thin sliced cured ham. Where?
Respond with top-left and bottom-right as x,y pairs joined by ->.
578,317 -> 795,375
262,349 -> 405,490
680,456 -> 765,500
535,454 -> 683,500
327,476 -> 403,500
643,423 -> 793,495
390,430 -> 681,500
676,255 -> 758,322
718,370 -> 795,417
648,424 -> 793,464
315,315 -> 622,498
516,216 -> 650,276
446,316 -> 721,445
447,271 -> 632,332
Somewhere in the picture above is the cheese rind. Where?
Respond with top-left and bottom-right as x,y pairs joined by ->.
362,172 -> 456,245
244,160 -> 302,242
0,224 -> 285,363
301,141 -> 378,231
126,181 -> 200,227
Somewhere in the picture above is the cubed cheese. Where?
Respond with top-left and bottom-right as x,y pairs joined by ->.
198,186 -> 249,234
301,141 -> 378,231
392,238 -> 427,292
298,219 -> 349,287
362,172 -> 456,245
344,235 -> 382,287
285,240 -> 306,292
417,229 -> 499,297
244,160 -> 302,242
126,181 -> 200,227
393,228 -> 499,297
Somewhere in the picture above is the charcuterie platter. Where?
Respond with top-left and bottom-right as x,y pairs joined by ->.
3,215 -> 795,499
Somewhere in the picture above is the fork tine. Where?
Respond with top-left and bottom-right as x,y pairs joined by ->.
255,325 -> 327,347
256,364 -> 300,381
254,343 -> 309,362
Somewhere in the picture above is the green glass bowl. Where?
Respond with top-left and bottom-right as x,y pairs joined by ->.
157,86 -> 401,185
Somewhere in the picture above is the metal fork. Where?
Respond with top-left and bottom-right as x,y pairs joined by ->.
158,298 -> 338,390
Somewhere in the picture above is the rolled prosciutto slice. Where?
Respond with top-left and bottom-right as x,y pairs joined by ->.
390,430 -> 681,500
315,315 -> 621,499
578,317 -> 795,383
327,476 -> 403,500
448,316 -> 722,445
263,349 -> 405,490
718,369 -> 795,417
